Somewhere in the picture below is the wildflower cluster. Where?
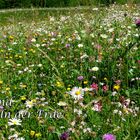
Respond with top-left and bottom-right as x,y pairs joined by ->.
0,4 -> 139,140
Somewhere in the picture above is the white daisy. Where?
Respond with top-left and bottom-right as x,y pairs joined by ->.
100,34 -> 108,39
17,137 -> 25,140
69,87 -> 84,100
25,100 -> 34,108
91,66 -> 99,71
78,44 -> 83,48
8,134 -> 18,139
8,118 -> 22,126
57,101 -> 67,107
31,38 -> 36,42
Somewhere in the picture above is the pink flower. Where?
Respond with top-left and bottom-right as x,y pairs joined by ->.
102,85 -> 109,92
92,101 -> 102,112
102,134 -> 116,140
91,83 -> 98,91
135,19 -> 140,27
119,96 -> 130,107
115,80 -> 121,85
95,44 -> 101,50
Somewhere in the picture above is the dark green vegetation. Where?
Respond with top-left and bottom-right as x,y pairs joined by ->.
0,0 -> 140,9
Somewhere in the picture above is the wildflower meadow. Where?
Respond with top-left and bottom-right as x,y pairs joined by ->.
0,4 -> 140,140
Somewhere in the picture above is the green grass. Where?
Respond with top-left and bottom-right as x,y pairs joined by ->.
0,4 -> 140,140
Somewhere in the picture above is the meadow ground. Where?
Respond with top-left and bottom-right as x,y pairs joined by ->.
0,4 -> 140,140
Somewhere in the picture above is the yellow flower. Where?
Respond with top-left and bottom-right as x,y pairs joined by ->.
20,96 -> 26,101
19,55 -> 23,58
83,81 -> 88,84
6,87 -> 10,91
30,49 -> 36,53
60,64 -> 65,68
123,107 -> 129,114
67,87 -> 71,91
0,80 -> 3,84
113,85 -> 120,91
42,39 -> 46,43
32,99 -> 37,103
30,130 -> 35,137
104,77 -> 108,81
20,84 -> 27,88
9,35 -> 14,40
41,90 -> 45,96
35,132 -> 42,137
64,94 -> 68,97
56,81 -> 63,87
34,33 -> 38,37
15,54 -> 19,58
48,33 -> 51,37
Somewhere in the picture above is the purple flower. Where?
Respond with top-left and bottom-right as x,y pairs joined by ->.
102,134 -> 116,140
0,105 -> 4,111
65,44 -> 70,48
60,132 -> 69,140
135,19 -> 140,27
77,76 -> 84,81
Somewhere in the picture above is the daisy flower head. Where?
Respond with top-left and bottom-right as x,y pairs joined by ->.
69,87 -> 84,100
8,134 -> 18,139
78,44 -> 83,48
25,100 -> 35,108
91,67 -> 99,71
8,118 -> 22,126
57,101 -> 67,107
17,137 -> 25,140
